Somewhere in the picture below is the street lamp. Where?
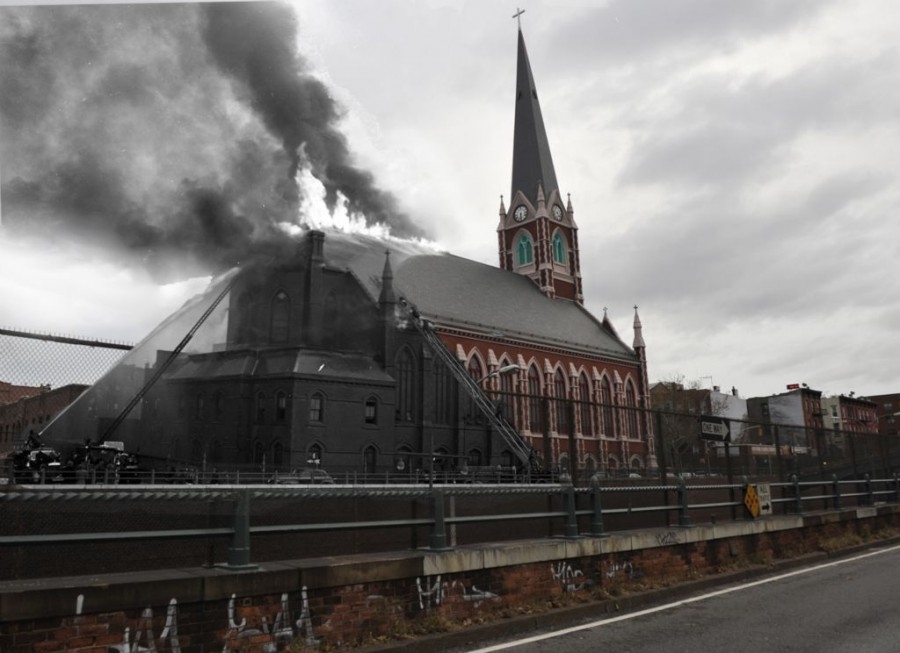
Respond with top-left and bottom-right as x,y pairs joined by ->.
477,364 -> 523,385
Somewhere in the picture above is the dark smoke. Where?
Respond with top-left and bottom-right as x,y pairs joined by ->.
202,2 -> 419,234
0,2 -> 422,279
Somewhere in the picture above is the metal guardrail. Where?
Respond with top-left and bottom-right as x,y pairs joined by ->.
3,475 -> 900,572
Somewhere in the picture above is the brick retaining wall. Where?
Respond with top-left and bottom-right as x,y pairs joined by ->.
2,505 -> 898,652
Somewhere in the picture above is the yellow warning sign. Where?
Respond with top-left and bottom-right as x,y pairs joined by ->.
744,484 -> 760,518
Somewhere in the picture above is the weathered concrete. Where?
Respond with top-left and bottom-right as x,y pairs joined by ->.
2,505 -> 899,652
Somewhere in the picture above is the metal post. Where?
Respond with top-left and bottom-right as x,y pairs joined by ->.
429,490 -> 451,550
590,475 -> 605,536
225,489 -> 257,569
678,477 -> 691,527
724,440 -> 736,520
832,474 -> 841,511
894,473 -> 900,504
792,474 -> 803,514
562,482 -> 579,538
865,473 -> 873,506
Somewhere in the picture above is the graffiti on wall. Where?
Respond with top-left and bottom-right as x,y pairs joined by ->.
416,575 -> 499,613
222,587 -> 318,652
550,561 -> 587,593
72,594 -> 182,653
656,530 -> 680,546
67,585 -> 320,653
604,557 -> 641,582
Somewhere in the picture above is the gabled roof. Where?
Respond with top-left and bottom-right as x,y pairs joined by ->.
393,254 -> 635,361
270,230 -> 636,363
511,29 -> 559,206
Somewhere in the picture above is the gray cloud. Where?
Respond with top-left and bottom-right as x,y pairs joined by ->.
545,0 -> 828,67
0,2 -> 422,280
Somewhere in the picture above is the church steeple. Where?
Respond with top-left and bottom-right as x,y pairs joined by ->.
497,23 -> 583,304
511,27 -> 558,207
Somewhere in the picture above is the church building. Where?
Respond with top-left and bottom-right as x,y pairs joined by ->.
42,27 -> 655,481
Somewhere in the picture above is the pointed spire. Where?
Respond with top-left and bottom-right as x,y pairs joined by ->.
601,307 -> 621,340
499,194 -> 506,216
511,28 -> 559,207
566,192 -> 574,215
378,250 -> 396,305
536,182 -> 546,208
632,305 -> 646,349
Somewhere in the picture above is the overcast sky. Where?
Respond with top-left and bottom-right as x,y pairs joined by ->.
1,0 -> 899,400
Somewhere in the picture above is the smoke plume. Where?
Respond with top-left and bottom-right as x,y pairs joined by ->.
0,2 -> 423,278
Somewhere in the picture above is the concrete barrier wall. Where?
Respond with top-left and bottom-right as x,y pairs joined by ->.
2,505 -> 898,652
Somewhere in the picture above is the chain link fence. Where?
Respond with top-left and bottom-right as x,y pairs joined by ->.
0,327 -> 132,388
2,326 -> 898,486
0,327 -> 132,450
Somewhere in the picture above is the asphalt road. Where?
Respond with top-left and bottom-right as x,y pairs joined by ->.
451,544 -> 900,653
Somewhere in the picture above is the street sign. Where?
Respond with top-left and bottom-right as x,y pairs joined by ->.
757,483 -> 772,516
744,483 -> 773,518
699,415 -> 731,442
744,484 -> 760,518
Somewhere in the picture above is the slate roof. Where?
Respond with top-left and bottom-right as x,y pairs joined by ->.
317,231 -> 636,363
393,253 -> 636,361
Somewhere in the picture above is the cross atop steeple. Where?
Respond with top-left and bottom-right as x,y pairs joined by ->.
512,8 -> 525,29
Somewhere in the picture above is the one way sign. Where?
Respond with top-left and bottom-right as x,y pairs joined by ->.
699,415 -> 731,442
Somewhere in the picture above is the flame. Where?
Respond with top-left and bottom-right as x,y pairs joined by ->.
286,167 -> 445,253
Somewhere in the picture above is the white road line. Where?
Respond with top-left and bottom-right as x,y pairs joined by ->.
463,544 -> 900,653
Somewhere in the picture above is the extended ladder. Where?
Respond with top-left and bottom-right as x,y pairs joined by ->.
398,297 -> 541,472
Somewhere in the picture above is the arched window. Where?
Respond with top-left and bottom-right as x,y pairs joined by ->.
395,349 -> 416,423
467,355 -> 485,382
551,231 -> 567,264
253,441 -> 265,466
270,290 -> 290,343
498,360 -> 516,425
607,454 -> 619,474
307,442 -> 324,467
578,373 -> 593,436
467,448 -> 483,467
600,377 -> 614,437
275,391 -> 288,422
195,393 -> 205,421
625,382 -> 640,438
554,368 -> 568,433
466,355 -> 486,424
255,393 -> 266,423
363,445 -> 378,473
515,232 -> 534,266
309,393 -> 324,423
527,364 -> 542,433
272,441 -> 284,467
395,446 -> 412,474
433,359 -> 455,425
364,396 -> 378,424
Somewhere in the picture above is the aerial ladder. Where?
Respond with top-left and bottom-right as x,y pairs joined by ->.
398,297 -> 541,473
96,273 -> 240,445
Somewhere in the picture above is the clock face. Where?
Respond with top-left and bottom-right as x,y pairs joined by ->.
514,205 -> 528,222
552,205 -> 563,220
